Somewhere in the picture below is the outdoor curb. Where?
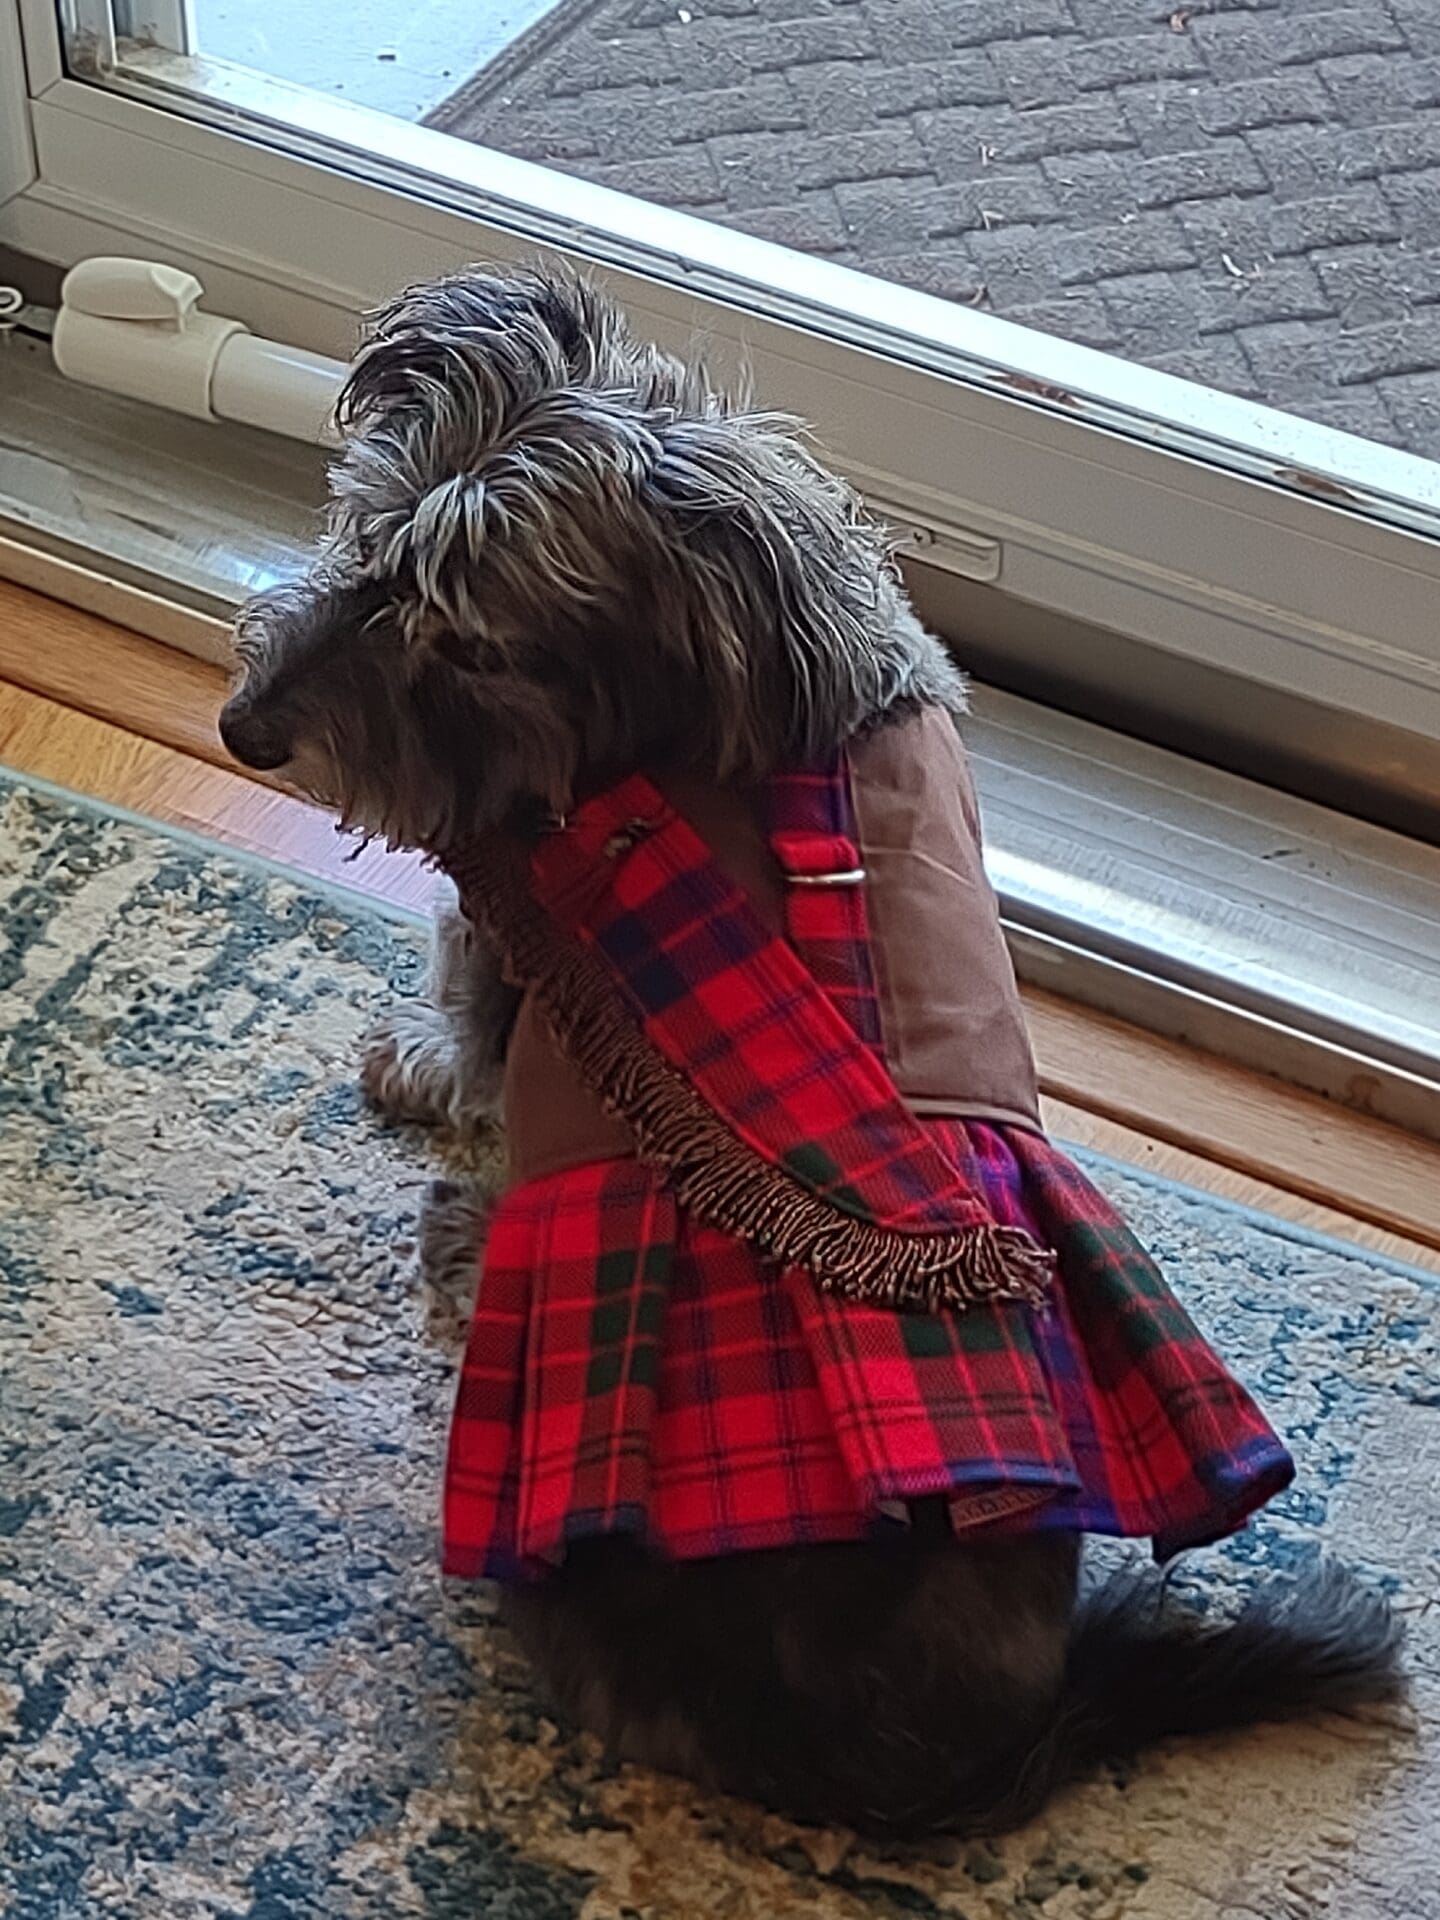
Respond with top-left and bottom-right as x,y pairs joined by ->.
423,0 -> 610,129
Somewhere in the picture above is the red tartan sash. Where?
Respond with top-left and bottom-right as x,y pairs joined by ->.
446,749 -> 1053,1313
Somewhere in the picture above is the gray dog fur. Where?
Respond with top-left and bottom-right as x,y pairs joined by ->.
219,263 -> 1401,1837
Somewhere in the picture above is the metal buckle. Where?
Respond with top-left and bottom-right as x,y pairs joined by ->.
603,817 -> 659,860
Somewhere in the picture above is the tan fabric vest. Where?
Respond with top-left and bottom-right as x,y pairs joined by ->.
503,706 -> 1040,1186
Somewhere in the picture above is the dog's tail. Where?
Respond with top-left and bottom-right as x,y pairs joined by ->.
985,1560 -> 1404,1832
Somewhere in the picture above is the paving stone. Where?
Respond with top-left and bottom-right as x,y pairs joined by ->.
1118,80 -> 1214,156
1131,136 -> 1269,204
1069,0 -> 1207,34
1378,369 -> 1440,445
1387,0 -> 1440,60
869,54 -> 1010,115
621,0 -> 755,24
713,190 -> 852,247
1043,138 -> 1269,215
1337,118 -> 1440,180
1190,9 -> 1406,86
709,124 -> 930,206
966,223 -> 1071,301
836,169 -> 1058,245
657,76 -> 808,144
693,15 -> 880,72
783,60 -> 887,128
485,102 -> 608,162
1327,311 -> 1440,381
1284,386 -> 1408,443
1002,289 -> 1121,348
790,51 -> 1003,126
1050,210 -> 1200,281
1312,240 -> 1440,325
970,207 -> 1198,296
935,0 -> 1083,49
1069,33 -> 1208,94
1381,168 -> 1440,240
997,38 -> 1084,110
1177,183 -> 1401,262
1195,74 -> 1332,135
1199,255 -> 1336,329
1317,52 -> 1440,124
859,0 -> 958,63
862,245 -> 990,297
1041,150 -> 1142,218
918,100 -> 1138,177
544,31 -> 682,95
1119,254 -> 1330,336
1241,310 -> 1440,390
1102,268 -> 1219,353
1245,122 -> 1351,196
586,146 -> 728,202
1149,335 -> 1263,397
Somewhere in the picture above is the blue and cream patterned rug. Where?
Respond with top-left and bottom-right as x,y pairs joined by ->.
2,770 -> 1435,1920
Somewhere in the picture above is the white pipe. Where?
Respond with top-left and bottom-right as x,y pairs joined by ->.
210,332 -> 345,446
50,257 -> 345,447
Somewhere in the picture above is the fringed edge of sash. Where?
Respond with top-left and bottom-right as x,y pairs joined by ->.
451,841 -> 1054,1315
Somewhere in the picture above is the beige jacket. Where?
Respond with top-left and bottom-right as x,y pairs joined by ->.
504,705 -> 1040,1187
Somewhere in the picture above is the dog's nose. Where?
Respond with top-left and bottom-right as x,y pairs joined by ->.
219,702 -> 291,772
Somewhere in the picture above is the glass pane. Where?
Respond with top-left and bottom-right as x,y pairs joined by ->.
103,0 -> 1440,468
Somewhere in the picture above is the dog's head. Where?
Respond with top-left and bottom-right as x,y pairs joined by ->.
219,263 -> 959,851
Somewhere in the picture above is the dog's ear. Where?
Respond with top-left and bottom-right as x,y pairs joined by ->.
639,410 -> 899,770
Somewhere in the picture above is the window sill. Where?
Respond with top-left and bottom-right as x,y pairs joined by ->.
1,328 -> 1436,1142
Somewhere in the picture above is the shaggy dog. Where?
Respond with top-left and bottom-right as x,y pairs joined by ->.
220,263 -> 1400,1838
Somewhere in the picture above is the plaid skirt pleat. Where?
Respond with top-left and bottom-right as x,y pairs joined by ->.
443,1120 -> 1293,1581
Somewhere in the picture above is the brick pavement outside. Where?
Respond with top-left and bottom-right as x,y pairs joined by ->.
430,0 -> 1440,461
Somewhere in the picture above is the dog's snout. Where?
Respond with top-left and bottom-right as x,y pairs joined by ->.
219,700 -> 291,773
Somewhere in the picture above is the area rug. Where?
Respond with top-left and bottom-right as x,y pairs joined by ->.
1,770 -> 1434,1920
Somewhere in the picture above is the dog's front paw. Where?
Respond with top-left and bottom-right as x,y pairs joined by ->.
360,1005 -> 460,1127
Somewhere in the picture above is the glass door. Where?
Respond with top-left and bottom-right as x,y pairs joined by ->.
7,0 -> 1440,808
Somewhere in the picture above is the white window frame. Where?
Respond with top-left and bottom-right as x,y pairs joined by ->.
1,0 -> 37,205
6,0 -> 1440,755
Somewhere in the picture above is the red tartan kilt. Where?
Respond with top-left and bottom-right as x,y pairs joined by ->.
443,1120 -> 1293,1581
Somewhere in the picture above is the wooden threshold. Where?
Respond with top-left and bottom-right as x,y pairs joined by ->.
1026,990 -> 1440,1258
2,577 -> 1436,1271
1035,1096 -> 1437,1272
0,579 -> 237,772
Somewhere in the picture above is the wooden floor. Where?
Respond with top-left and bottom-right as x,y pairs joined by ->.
3,576 -> 1437,1273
